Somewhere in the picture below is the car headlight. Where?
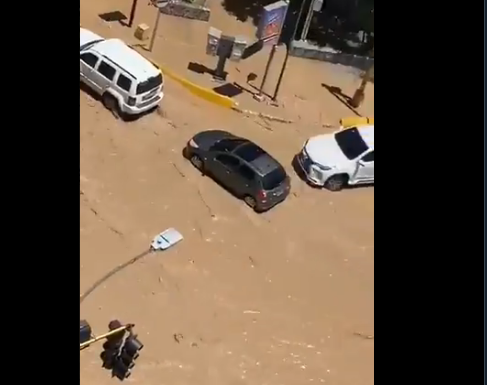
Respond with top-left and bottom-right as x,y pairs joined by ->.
188,139 -> 199,148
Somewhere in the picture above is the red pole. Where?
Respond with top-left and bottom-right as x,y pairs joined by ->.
128,0 -> 139,27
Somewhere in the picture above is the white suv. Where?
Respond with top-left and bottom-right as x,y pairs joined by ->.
80,28 -> 164,119
296,125 -> 374,191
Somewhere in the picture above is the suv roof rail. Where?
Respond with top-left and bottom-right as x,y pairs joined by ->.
97,54 -> 136,80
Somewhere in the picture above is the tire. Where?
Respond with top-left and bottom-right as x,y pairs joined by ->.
190,154 -> 204,172
102,93 -> 120,119
244,195 -> 257,210
324,174 -> 347,192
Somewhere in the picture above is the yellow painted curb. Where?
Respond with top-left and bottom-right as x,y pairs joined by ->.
131,45 -> 236,109
340,116 -> 374,128
128,44 -> 292,121
160,63 -> 236,109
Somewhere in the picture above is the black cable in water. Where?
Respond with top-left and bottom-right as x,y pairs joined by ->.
80,248 -> 153,304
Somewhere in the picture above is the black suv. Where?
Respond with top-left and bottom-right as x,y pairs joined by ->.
184,130 -> 290,212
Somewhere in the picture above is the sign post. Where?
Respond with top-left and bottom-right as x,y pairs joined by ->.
205,28 -> 247,81
300,0 -> 316,41
255,0 -> 289,98
213,35 -> 235,81
148,6 -> 162,52
272,0 -> 307,101
128,0 -> 139,27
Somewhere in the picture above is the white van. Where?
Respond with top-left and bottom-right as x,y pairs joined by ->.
80,28 -> 164,119
296,125 -> 374,191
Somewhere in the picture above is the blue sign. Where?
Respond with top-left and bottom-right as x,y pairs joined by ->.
256,0 -> 288,46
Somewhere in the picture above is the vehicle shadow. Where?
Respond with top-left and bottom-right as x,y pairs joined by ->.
291,155 -> 320,188
124,106 -> 159,123
346,182 -> 374,190
80,81 -> 100,101
80,81 -> 158,122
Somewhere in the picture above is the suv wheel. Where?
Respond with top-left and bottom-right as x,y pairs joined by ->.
324,174 -> 347,192
102,93 -> 121,119
190,154 -> 204,172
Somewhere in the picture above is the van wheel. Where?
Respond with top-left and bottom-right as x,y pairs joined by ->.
324,174 -> 347,192
190,154 -> 204,172
244,195 -> 257,210
102,94 -> 120,119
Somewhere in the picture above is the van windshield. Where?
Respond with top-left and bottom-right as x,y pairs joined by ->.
334,127 -> 369,160
136,73 -> 163,94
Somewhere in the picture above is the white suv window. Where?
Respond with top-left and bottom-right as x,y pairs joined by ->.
116,73 -> 132,92
98,61 -> 116,81
136,73 -> 163,95
81,53 -> 99,68
362,151 -> 374,163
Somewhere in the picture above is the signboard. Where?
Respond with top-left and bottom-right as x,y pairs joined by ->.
216,35 -> 236,58
206,27 -> 221,56
256,0 -> 288,46
230,36 -> 247,62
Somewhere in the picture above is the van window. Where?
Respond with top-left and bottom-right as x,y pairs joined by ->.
239,164 -> 255,181
98,61 -> 116,81
117,74 -> 132,92
216,154 -> 240,170
136,73 -> 163,94
210,138 -> 247,153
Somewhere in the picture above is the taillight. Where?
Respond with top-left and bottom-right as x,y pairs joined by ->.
127,96 -> 136,106
258,190 -> 267,199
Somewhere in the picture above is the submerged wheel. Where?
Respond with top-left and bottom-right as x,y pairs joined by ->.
324,175 -> 347,192
102,94 -> 120,119
190,154 -> 204,171
244,195 -> 257,209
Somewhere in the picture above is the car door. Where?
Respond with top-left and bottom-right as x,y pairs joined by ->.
91,60 -> 117,94
354,151 -> 374,182
80,52 -> 102,92
210,154 -> 241,193
237,163 -> 257,197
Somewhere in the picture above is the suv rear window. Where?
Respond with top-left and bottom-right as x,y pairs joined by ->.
136,73 -> 163,95
262,167 -> 286,190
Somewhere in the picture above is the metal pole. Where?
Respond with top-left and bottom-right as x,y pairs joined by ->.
258,44 -> 277,96
148,7 -> 162,52
257,0 -> 290,97
80,324 -> 134,350
300,0 -> 316,41
128,0 -> 139,27
272,0 -> 307,101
